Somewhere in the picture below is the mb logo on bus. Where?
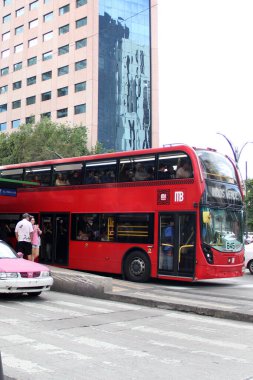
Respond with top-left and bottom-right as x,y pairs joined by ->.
174,191 -> 184,202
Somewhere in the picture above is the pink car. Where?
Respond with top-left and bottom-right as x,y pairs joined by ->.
0,241 -> 53,296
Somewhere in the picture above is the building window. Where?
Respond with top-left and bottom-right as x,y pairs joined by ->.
0,67 -> 9,76
16,7 -> 24,17
26,116 -> 35,124
75,82 -> 86,92
43,12 -> 53,22
75,59 -> 87,71
75,38 -> 87,49
59,4 -> 70,15
12,119 -> 21,129
12,100 -> 21,109
58,44 -> 69,55
76,17 -> 87,28
76,0 -> 87,7
59,24 -> 69,35
29,19 -> 38,29
41,112 -> 51,119
0,85 -> 8,94
13,81 -> 22,90
1,49 -> 10,59
27,56 -> 37,66
27,76 -> 36,86
29,1 -> 39,10
3,0 -> 12,5
42,71 -> 52,81
13,62 -> 22,71
14,44 -> 23,53
42,51 -> 53,61
15,25 -> 24,35
0,122 -> 7,131
58,65 -> 69,76
57,87 -> 68,97
28,38 -> 38,48
74,104 -> 86,114
41,91 -> 52,101
26,96 -> 36,105
44,0 -> 51,3
43,31 -> 53,41
0,104 -> 7,113
2,31 -> 10,41
3,14 -> 11,23
57,108 -> 68,118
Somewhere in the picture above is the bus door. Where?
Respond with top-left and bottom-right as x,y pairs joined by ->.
158,213 -> 196,277
39,213 -> 69,265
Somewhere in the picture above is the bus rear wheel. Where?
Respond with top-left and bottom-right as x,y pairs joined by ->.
124,251 -> 150,282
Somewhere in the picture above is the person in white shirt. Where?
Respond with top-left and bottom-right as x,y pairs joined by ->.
15,213 -> 34,260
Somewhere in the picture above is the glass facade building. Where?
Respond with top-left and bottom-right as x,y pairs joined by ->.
0,0 -> 158,151
98,0 -> 151,151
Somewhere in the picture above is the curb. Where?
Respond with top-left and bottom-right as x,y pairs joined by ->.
103,293 -> 253,324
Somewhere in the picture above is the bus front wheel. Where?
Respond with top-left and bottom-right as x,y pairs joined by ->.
124,251 -> 150,282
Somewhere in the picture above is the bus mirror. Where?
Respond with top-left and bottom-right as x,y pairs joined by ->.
203,211 -> 211,224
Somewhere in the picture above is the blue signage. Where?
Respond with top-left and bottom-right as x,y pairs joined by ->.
0,188 -> 17,197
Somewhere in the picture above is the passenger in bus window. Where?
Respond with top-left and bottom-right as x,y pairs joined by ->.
69,171 -> 81,185
134,163 -> 149,181
76,230 -> 89,240
55,173 -> 70,186
162,222 -> 174,270
176,158 -> 193,178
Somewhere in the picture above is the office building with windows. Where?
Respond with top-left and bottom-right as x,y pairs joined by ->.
0,0 -> 158,151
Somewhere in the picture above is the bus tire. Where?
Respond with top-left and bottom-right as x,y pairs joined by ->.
124,251 -> 150,282
248,260 -> 253,274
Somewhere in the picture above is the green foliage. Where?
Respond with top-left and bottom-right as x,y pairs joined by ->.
245,179 -> 253,231
0,119 -> 101,164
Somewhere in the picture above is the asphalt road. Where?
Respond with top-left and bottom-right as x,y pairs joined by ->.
1,288 -> 253,380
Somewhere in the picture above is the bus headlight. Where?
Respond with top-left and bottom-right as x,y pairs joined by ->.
202,245 -> 214,264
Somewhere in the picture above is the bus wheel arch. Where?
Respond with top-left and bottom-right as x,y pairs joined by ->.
123,249 -> 151,282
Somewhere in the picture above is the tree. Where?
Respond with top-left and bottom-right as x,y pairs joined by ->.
245,179 -> 253,232
0,119 -> 103,165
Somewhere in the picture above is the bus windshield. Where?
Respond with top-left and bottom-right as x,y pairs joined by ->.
196,150 -> 237,184
201,207 -> 243,252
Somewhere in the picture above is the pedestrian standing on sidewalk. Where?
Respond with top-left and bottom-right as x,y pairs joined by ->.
15,213 -> 33,260
30,216 -> 42,262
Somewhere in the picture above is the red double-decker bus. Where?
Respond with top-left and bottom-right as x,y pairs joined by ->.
0,145 -> 245,282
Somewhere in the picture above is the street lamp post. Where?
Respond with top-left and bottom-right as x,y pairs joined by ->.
217,133 -> 253,239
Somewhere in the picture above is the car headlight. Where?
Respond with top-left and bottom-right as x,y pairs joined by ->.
41,271 -> 50,277
0,272 -> 18,279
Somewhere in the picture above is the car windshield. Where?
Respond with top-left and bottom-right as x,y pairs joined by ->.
0,242 -> 18,259
201,207 -> 244,252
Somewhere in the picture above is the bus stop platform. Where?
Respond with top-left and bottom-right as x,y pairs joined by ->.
49,266 -> 253,324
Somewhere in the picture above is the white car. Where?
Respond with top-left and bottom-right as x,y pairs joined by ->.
245,242 -> 253,274
0,240 -> 53,296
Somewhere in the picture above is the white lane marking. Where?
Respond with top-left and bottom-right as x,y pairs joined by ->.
74,337 -> 149,358
33,343 -> 90,360
48,300 -> 114,313
0,318 -> 20,326
15,301 -> 85,317
165,311 -> 253,330
2,353 -> 53,374
149,341 -> 249,364
88,298 -> 142,310
2,335 -> 34,344
133,326 -> 248,349
132,292 -> 237,309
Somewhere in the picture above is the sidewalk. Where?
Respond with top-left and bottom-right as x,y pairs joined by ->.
50,266 -> 253,323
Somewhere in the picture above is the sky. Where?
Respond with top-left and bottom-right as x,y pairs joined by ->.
157,1 -> 253,180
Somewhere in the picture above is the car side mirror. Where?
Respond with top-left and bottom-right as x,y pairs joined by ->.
17,252 -> 23,258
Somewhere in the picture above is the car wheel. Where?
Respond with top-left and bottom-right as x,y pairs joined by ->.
124,251 -> 150,282
248,260 -> 253,274
28,292 -> 42,297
